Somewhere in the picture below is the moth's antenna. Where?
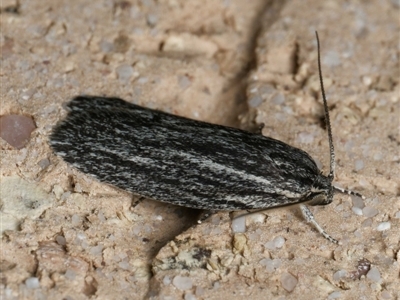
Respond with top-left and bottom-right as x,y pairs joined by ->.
315,31 -> 335,180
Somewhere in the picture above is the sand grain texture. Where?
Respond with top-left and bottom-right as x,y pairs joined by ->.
1,0 -> 399,299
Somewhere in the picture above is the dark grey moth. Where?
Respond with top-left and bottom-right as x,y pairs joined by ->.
50,32 -> 362,243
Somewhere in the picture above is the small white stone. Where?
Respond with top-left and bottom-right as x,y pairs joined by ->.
178,75 -> 191,89
213,281 -> 220,289
71,214 -> 81,226
137,77 -> 148,84
353,229 -> 362,238
264,236 -> 285,250
352,195 -> 365,209
195,286 -> 205,296
362,218 -> 373,227
354,159 -> 364,171
280,272 -> 297,292
118,261 -> 130,270
211,215 -> 221,225
56,235 -> 66,246
52,184 -> 64,199
362,206 -> 378,218
153,215 -> 163,221
362,76 -> 373,86
76,232 -> 86,240
273,236 -> 285,248
376,222 -> 391,231
163,276 -> 171,285
272,93 -> 285,105
65,269 -> 76,280
90,245 -> 103,255
38,158 -> 51,169
352,207 -> 363,216
333,270 -> 347,281
249,95 -> 263,107
381,291 -> 392,299
247,213 -> 265,223
172,276 -> 193,291
328,291 -> 342,299
323,51 -> 341,67
98,211 -> 106,222
184,293 -> 197,300
147,14 -> 158,26
99,40 -> 114,53
297,132 -> 314,144
64,61 -> 75,73
116,64 -> 133,81
231,216 -> 246,233
366,267 -> 381,282
25,277 -> 40,289
260,258 -> 282,273
264,240 -> 276,250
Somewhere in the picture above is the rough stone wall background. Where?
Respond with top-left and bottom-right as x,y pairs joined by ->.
1,0 -> 399,299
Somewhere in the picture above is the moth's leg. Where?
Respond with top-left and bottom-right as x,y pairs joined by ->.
299,205 -> 339,244
334,186 -> 365,199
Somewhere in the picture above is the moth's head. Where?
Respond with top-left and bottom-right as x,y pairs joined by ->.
309,174 -> 334,206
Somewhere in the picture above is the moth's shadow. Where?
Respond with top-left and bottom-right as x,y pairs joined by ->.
133,198 -> 203,258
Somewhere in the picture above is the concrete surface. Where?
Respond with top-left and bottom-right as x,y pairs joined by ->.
1,0 -> 399,299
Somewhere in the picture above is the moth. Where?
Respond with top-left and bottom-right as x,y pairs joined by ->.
50,32 -> 362,243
